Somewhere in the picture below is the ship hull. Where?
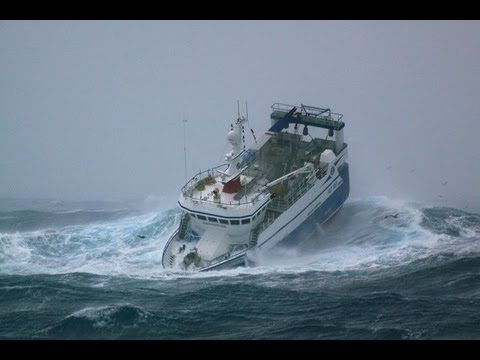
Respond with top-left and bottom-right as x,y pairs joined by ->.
273,162 -> 350,248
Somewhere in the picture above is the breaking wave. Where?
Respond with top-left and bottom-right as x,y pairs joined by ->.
1,196 -> 479,339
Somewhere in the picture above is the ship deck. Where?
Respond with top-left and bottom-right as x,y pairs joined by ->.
186,174 -> 266,207
182,132 -> 339,213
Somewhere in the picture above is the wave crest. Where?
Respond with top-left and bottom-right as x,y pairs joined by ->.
1,197 -> 479,278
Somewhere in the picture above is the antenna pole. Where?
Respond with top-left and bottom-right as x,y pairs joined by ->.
183,118 -> 188,183
246,102 -> 248,121
237,100 -> 240,118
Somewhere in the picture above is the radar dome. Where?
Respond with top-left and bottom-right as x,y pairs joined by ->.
227,129 -> 239,144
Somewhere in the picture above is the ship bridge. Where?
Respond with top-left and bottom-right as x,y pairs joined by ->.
269,103 -> 345,132
269,103 -> 345,153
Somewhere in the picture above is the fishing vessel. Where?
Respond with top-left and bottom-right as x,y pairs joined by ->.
162,103 -> 349,271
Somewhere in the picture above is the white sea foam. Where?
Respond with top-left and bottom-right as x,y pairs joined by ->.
0,197 -> 479,280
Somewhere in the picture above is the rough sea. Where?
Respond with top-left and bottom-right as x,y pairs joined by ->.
1,196 -> 479,340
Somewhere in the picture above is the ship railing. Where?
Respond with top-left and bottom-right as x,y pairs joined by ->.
258,211 -> 278,233
271,102 -> 344,124
317,167 -> 328,179
185,191 -> 270,208
267,174 -> 316,212
267,199 -> 289,213
206,244 -> 249,264
182,165 -> 271,208
181,164 -> 229,195
208,251 -> 232,265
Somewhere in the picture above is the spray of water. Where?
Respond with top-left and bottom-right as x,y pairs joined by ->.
1,196 -> 479,280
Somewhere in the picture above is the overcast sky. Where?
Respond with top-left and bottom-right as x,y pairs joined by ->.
1,21 -> 479,211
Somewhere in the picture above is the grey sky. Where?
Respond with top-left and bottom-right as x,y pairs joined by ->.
1,21 -> 479,211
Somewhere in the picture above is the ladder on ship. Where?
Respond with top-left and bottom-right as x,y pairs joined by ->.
178,213 -> 191,240
249,228 -> 260,247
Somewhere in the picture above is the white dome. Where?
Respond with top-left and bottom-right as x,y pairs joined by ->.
227,129 -> 239,144
320,149 -> 336,164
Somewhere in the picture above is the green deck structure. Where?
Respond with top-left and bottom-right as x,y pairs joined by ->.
269,103 -> 345,132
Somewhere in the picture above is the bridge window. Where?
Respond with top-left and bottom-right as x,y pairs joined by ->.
197,215 -> 206,221
230,220 -> 240,225
219,219 -> 229,224
241,218 -> 251,224
208,217 -> 218,223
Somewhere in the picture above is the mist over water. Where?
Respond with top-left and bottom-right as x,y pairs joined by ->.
1,21 -> 480,213
0,196 -> 479,339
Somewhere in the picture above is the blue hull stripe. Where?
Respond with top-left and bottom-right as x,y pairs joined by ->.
279,163 -> 350,246
258,163 -> 349,248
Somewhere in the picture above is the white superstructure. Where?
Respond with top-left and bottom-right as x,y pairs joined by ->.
162,103 -> 350,271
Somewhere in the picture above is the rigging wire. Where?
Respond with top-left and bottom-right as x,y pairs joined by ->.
244,101 -> 257,146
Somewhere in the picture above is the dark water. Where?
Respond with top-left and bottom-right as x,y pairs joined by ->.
1,197 -> 479,339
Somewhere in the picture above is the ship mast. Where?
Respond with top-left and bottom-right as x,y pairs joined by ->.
216,104 -> 249,194
183,118 -> 188,183
224,115 -> 247,177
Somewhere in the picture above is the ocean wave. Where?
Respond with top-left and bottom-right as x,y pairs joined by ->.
0,196 -> 479,280
0,209 -> 136,233
0,209 -> 180,276
1,196 -> 479,340
42,304 -> 157,339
